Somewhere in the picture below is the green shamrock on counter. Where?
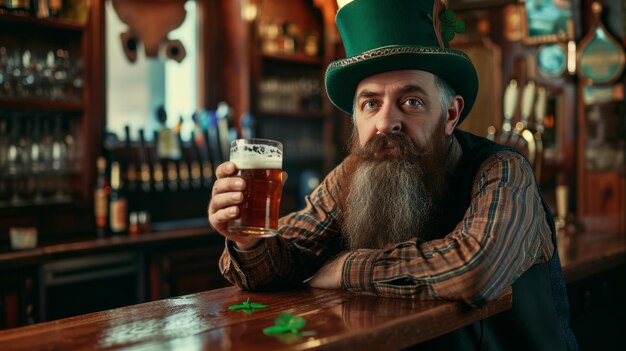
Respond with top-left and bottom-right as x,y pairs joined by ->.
263,313 -> 306,335
440,9 -> 465,42
228,297 -> 268,312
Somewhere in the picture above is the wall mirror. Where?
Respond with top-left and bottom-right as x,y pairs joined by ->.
105,0 -> 200,142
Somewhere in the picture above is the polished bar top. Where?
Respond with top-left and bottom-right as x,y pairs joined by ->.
0,286 -> 512,350
557,230 -> 626,282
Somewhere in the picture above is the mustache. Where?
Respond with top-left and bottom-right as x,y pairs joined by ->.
352,133 -> 423,161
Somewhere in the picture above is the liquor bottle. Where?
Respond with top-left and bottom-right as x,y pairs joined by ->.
29,116 -> 44,203
138,210 -> 151,233
155,107 -> 181,191
48,0 -> 62,18
51,115 -> 69,202
178,155 -> 190,191
155,106 -> 181,160
156,131 -> 178,191
64,117 -> 79,172
175,125 -> 190,191
189,131 -> 203,189
128,212 -> 139,236
0,116 -> 10,204
109,161 -> 128,235
123,125 -> 137,192
35,0 -> 49,18
5,0 -> 32,15
139,129 -> 165,192
94,156 -> 110,237
19,117 -> 35,202
40,116 -> 55,199
137,129 -> 151,193
30,117 -> 44,174
51,115 -> 67,172
8,115 -> 26,204
166,157 -> 178,192
6,115 -> 20,171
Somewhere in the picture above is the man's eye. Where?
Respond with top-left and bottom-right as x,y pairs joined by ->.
363,100 -> 378,110
404,98 -> 423,107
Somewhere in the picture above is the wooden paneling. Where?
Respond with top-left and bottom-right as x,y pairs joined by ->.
148,243 -> 229,300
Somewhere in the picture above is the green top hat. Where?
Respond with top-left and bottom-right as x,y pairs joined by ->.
325,0 -> 478,124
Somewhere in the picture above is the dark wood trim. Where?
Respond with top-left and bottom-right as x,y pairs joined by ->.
0,12 -> 85,30
0,227 -> 218,269
81,0 -> 106,202
198,0 -> 219,109
0,100 -> 83,111
216,0 -> 250,132
449,0 -> 515,11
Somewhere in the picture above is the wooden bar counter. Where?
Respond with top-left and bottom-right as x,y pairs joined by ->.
0,285 -> 512,350
1,228 -> 624,350
557,230 -> 626,283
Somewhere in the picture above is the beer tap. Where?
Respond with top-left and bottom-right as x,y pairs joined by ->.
191,112 -> 215,188
155,106 -> 181,192
189,130 -> 203,190
172,117 -> 190,191
500,79 -> 519,145
124,125 -> 138,192
516,80 -> 537,164
533,87 -> 547,182
204,110 -> 223,166
137,129 -> 152,193
216,101 -> 234,163
486,125 -> 496,141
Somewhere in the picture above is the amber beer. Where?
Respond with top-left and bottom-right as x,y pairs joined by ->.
227,139 -> 283,237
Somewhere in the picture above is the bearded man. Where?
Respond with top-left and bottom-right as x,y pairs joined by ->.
208,0 -> 578,349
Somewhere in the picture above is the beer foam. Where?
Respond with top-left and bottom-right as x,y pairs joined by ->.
230,143 -> 283,169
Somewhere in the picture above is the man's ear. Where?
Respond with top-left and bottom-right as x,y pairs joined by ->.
445,95 -> 464,136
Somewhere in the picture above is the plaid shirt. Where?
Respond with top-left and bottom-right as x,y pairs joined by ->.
220,150 -> 553,306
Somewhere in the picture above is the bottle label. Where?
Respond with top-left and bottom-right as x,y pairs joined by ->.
110,198 -> 128,233
49,0 -> 62,10
94,189 -> 108,227
157,128 -> 182,160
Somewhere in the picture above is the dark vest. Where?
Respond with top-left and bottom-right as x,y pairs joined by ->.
416,130 -> 579,351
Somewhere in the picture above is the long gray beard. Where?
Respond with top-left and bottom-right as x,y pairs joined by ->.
342,159 -> 433,250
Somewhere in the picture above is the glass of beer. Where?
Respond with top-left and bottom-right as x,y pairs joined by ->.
227,138 -> 283,237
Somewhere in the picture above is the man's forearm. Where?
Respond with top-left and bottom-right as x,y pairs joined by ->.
219,237 -> 299,290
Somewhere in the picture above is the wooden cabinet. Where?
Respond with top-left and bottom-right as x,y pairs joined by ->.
0,266 -> 37,328
0,6 -> 102,246
148,243 -> 229,301
0,229 -> 231,329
